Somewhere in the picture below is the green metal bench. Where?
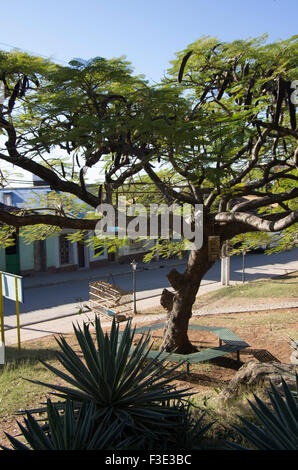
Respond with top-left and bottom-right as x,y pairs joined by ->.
132,322 -> 250,372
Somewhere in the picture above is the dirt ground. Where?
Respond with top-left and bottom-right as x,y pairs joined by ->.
0,303 -> 297,448
142,309 -> 296,392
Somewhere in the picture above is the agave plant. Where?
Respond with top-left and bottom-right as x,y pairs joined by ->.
2,399 -> 130,450
225,374 -> 298,450
27,317 -> 194,444
155,402 -> 215,450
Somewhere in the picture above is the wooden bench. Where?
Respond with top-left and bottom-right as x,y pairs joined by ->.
98,306 -> 117,319
131,322 -> 250,372
95,305 -> 129,323
89,280 -> 132,321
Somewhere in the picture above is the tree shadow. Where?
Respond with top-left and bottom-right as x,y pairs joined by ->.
1,343 -> 60,368
245,348 -> 281,363
209,355 -> 243,370
181,371 -> 232,387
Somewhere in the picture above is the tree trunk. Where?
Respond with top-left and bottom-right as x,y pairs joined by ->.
160,241 -> 216,354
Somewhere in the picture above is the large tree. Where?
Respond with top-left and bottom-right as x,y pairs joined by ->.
0,36 -> 297,353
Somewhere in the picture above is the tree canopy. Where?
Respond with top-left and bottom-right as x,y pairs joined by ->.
0,36 -> 297,241
1,35 -> 297,352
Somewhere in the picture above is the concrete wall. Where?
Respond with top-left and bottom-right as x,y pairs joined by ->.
19,239 -> 34,271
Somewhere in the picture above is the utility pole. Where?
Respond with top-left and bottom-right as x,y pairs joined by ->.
130,260 -> 137,314
221,241 -> 230,286
242,250 -> 246,283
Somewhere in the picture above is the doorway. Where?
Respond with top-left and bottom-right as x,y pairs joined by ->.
77,241 -> 87,268
34,240 -> 47,271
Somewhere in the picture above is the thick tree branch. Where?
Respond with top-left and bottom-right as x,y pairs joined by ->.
160,289 -> 174,311
231,187 -> 298,212
254,120 -> 298,139
0,152 -> 100,208
0,205 -> 191,237
0,209 -> 99,230
144,162 -> 197,204
0,116 -> 19,158
221,130 -> 270,192
205,134 -> 268,208
214,210 -> 298,232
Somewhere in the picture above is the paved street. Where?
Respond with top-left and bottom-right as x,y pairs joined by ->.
2,247 -> 298,345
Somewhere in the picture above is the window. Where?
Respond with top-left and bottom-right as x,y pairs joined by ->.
3,192 -> 12,206
59,234 -> 70,265
92,232 -> 104,257
94,244 -> 104,257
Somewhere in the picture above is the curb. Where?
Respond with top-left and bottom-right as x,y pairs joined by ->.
193,303 -> 298,316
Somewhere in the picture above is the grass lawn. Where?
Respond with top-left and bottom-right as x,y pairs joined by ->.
196,271 -> 298,302
0,339 -> 61,417
138,271 -> 298,318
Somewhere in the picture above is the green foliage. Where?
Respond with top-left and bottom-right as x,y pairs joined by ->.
231,225 -> 298,255
20,224 -> 61,243
1,36 -> 298,261
225,375 -> 298,450
0,224 -> 17,248
165,35 -> 298,200
143,238 -> 188,262
85,231 -> 130,257
2,399 -> 130,450
14,55 -> 157,171
143,403 -> 214,451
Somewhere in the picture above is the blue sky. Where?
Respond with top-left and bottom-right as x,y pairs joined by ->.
1,0 -> 297,184
1,0 -> 297,83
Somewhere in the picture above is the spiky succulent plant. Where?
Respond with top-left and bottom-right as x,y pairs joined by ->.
2,399 -> 130,450
225,374 -> 298,450
26,317 -> 196,446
